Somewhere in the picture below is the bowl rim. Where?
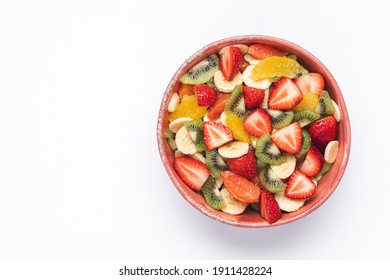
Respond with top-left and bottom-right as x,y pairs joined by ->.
157,35 -> 351,228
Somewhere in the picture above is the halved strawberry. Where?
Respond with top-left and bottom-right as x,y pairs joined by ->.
228,150 -> 257,180
260,191 -> 281,224
194,84 -> 217,106
308,116 -> 338,151
243,108 -> 272,137
299,145 -> 324,177
285,170 -> 316,199
220,46 -> 242,81
271,122 -> 302,154
203,121 -> 234,150
207,93 -> 230,121
173,157 -> 211,191
294,73 -> 324,96
268,77 -> 303,110
248,44 -> 287,60
221,171 -> 260,203
243,86 -> 265,109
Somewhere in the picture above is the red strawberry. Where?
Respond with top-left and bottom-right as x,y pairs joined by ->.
268,77 -> 303,110
243,108 -> 272,137
228,150 -> 257,180
193,84 -> 217,106
260,191 -> 281,224
173,157 -> 211,191
285,170 -> 316,199
221,171 -> 260,203
207,93 -> 230,121
271,122 -> 302,154
308,116 -> 338,151
220,46 -> 242,81
203,121 -> 234,150
243,86 -> 265,109
248,44 -> 287,60
299,145 -> 324,177
294,73 -> 325,96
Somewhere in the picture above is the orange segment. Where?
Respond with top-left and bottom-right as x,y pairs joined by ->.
252,56 -> 302,80
225,114 -> 251,143
168,96 -> 208,122
178,84 -> 195,99
292,93 -> 319,112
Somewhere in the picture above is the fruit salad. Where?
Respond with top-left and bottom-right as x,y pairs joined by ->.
165,43 -> 341,224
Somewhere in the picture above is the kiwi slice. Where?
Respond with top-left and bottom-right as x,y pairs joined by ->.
292,110 -> 320,127
317,162 -> 333,176
296,129 -> 311,158
224,85 -> 246,118
180,54 -> 220,85
201,176 -> 226,210
164,129 -> 177,151
267,109 -> 294,129
257,158 -> 268,172
315,90 -> 335,116
260,166 -> 286,193
185,120 -> 205,152
255,133 -> 285,165
207,77 -> 219,93
205,150 -> 228,178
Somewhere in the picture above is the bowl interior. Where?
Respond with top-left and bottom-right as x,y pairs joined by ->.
157,35 -> 351,227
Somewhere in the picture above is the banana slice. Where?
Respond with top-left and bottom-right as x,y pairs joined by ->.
215,177 -> 223,189
214,70 -> 243,93
169,117 -> 193,133
244,54 -> 260,65
218,141 -> 249,159
168,93 -> 180,112
219,44 -> 249,55
275,192 -> 305,212
324,140 -> 339,163
260,89 -> 269,109
220,112 -> 227,126
331,100 -> 341,122
190,152 -> 206,164
220,188 -> 249,215
250,136 -> 259,149
270,153 -> 296,179
175,126 -> 197,155
243,65 -> 272,90
174,150 -> 185,158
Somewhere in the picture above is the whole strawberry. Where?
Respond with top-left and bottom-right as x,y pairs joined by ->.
228,149 -> 258,180
308,116 -> 338,151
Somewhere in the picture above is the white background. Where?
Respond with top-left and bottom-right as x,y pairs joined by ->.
0,0 -> 389,260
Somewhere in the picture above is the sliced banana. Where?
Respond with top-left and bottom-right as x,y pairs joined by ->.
260,89 -> 269,109
250,136 -> 259,149
215,177 -> 223,189
270,153 -> 296,179
220,111 -> 228,126
190,152 -> 206,164
219,44 -> 249,55
218,141 -> 249,158
175,126 -> 197,155
168,117 -> 193,133
214,70 -> 243,93
244,53 -> 260,65
174,150 -> 185,158
168,93 -> 180,112
220,188 -> 249,215
243,65 -> 272,90
331,100 -> 341,122
275,192 -> 305,212
324,140 -> 339,163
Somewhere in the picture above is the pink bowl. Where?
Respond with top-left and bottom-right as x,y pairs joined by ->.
157,35 -> 351,228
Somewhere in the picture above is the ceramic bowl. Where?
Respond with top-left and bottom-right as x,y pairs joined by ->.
157,35 -> 351,227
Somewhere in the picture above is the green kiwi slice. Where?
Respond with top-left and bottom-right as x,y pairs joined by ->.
315,90 -> 335,116
205,150 -> 227,178
267,109 -> 294,129
296,129 -> 311,158
180,54 -> 220,85
224,85 -> 246,118
260,166 -> 286,193
292,110 -> 321,127
201,176 -> 226,210
317,162 -> 333,176
164,129 -> 177,151
185,120 -> 205,152
255,133 -> 285,165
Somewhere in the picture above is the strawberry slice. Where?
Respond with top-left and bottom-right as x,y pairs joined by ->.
203,121 -> 234,150
227,150 -> 257,180
248,44 -> 287,60
260,191 -> 282,224
173,157 -> 211,191
285,170 -> 316,199
271,122 -> 302,154
299,145 -> 324,177
194,84 -> 217,106
221,171 -> 260,203
220,46 -> 242,81
294,73 -> 325,96
243,108 -> 272,137
268,77 -> 303,110
243,86 -> 265,109
308,116 -> 338,151
207,93 -> 230,121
